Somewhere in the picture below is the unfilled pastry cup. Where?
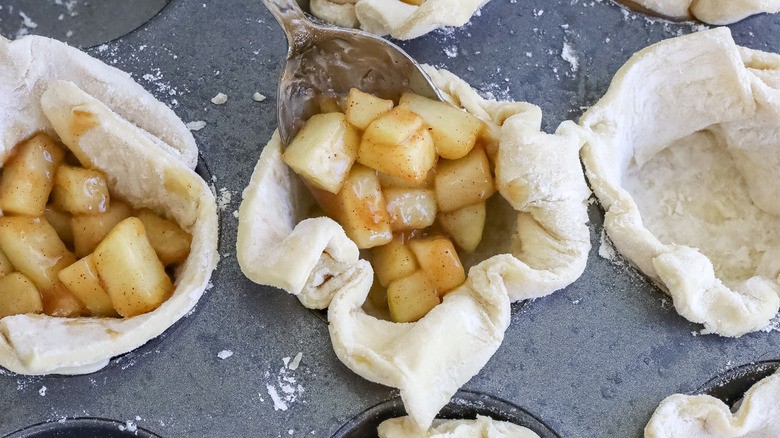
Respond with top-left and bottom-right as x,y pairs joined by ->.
0,35 -> 219,375
237,65 -> 591,429
579,27 -> 780,337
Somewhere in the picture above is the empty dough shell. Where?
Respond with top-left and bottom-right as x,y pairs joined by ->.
580,28 -> 780,337
310,0 -> 490,40
378,415 -> 541,438
237,66 -> 590,429
645,370 -> 780,437
0,36 -> 219,375
619,0 -> 780,24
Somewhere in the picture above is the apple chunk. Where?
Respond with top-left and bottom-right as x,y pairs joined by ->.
435,147 -> 495,213
0,272 -> 43,319
345,88 -> 394,130
409,236 -> 465,295
384,188 -> 437,231
372,235 -> 418,287
357,108 -> 436,184
282,112 -> 359,194
72,199 -> 132,258
313,164 -> 392,249
399,92 -> 485,160
135,208 -> 192,266
59,254 -> 118,317
0,132 -> 66,216
387,270 -> 441,323
93,217 -> 173,317
0,216 -> 83,316
51,164 -> 110,214
439,202 -> 486,252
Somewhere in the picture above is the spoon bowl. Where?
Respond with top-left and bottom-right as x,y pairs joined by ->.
261,0 -> 443,145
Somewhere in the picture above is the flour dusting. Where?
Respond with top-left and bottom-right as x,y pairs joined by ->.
265,356 -> 305,411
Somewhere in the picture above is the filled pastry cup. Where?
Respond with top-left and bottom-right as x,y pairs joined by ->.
616,0 -> 780,24
238,66 -> 590,429
0,36 -> 219,375
644,369 -> 780,437
310,0 -> 490,40
580,27 -> 780,337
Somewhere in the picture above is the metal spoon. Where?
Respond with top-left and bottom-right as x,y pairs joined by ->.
261,0 -> 443,145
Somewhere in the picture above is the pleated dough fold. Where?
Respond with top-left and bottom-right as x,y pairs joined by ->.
238,66 -> 590,429
310,0 -> 490,40
645,370 -> 780,437
580,28 -> 780,337
0,36 -> 218,375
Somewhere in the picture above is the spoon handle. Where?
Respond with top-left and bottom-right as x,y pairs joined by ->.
260,0 -> 313,55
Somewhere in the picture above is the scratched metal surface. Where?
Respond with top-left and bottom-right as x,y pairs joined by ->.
1,1 -> 779,437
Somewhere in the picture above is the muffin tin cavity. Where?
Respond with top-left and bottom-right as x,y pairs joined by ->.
5,418 -> 162,438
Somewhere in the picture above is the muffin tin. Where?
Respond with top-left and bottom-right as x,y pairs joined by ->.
1,0 -> 779,436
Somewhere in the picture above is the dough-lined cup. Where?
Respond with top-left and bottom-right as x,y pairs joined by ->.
237,66 -> 591,430
645,369 -> 780,437
580,27 -> 780,337
0,36 -> 219,375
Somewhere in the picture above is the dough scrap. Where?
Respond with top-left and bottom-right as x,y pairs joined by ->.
237,66 -> 590,429
378,415 -> 541,438
645,370 -> 780,437
310,0 -> 490,40
579,28 -> 780,337
623,0 -> 780,24
0,36 -> 219,375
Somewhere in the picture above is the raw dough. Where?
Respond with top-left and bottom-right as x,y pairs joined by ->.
237,66 -> 590,429
622,0 -> 780,23
310,0 -> 490,40
579,28 -> 780,337
0,36 -> 219,375
378,415 -> 541,438
645,370 -> 780,437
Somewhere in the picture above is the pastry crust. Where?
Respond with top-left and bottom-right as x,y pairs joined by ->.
310,0 -> 490,40
624,0 -> 780,23
0,37 -> 218,375
645,370 -> 780,437
237,66 -> 590,429
378,415 -> 541,438
580,28 -> 780,337
0,36 -> 198,169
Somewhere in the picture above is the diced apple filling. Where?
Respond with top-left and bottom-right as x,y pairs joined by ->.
0,132 -> 193,320
284,89 -> 497,322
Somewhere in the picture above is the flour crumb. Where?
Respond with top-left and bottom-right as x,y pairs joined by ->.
186,121 -> 207,131
253,92 -> 267,102
232,210 -> 239,219
211,93 -> 228,105
561,42 -> 579,72
267,384 -> 288,411
289,352 -> 302,370
38,386 -> 47,396
19,12 -> 38,28
217,350 -> 234,360
443,45 -> 458,58
118,421 -> 137,433
598,229 -> 617,261
217,188 -> 233,211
